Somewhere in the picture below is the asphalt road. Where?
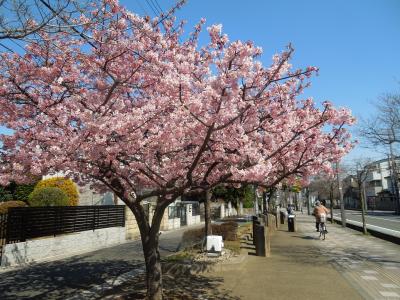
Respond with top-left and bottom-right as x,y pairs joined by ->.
0,225 -> 200,300
333,209 -> 400,232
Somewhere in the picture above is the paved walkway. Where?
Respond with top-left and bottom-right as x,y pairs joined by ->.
1,216 -> 399,299
211,213 -> 400,300
0,225 -> 197,299
307,214 -> 400,299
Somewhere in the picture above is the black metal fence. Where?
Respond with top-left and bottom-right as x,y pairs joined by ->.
4,205 -> 125,243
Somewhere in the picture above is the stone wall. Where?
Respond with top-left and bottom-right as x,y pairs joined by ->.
125,209 -> 140,240
1,227 -> 126,267
78,185 -> 115,206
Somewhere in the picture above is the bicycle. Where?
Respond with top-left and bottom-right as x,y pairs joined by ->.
319,213 -> 328,240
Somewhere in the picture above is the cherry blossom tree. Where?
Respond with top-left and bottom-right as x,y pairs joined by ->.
0,1 -> 355,298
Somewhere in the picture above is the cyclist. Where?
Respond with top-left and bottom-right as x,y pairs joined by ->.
287,204 -> 295,215
313,200 -> 330,232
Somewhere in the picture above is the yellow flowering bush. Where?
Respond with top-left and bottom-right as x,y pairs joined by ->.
34,177 -> 79,206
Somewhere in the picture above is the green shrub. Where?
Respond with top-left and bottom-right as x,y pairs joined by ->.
0,200 -> 28,214
34,177 -> 79,206
14,184 -> 36,202
0,187 -> 13,202
28,187 -> 69,207
182,221 -> 239,247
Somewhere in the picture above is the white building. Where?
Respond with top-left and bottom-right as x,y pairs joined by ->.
364,157 -> 399,210
364,158 -> 399,196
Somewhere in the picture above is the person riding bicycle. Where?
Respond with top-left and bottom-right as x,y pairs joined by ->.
313,200 -> 330,232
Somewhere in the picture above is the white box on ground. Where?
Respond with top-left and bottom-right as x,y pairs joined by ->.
206,235 -> 224,253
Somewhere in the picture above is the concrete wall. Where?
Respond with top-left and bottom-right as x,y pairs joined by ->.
1,226 -> 126,267
168,218 -> 181,229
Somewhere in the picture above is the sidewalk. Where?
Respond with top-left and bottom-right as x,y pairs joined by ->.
212,213 -> 400,300
0,225 -> 199,299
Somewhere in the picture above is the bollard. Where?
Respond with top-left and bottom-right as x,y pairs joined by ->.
254,224 -> 266,256
252,216 -> 260,245
274,212 -> 279,229
261,214 -> 268,225
287,214 -> 296,232
280,211 -> 286,224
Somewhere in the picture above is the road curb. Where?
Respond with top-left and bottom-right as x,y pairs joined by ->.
329,216 -> 400,245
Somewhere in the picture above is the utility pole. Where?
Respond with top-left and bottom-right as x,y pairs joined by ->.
389,139 -> 400,214
360,179 -> 368,234
336,162 -> 346,227
386,128 -> 400,215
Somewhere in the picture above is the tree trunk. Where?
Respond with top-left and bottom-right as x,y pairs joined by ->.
204,189 -> 212,237
329,189 -> 334,224
127,199 -> 169,300
306,188 -> 311,215
144,236 -> 163,300
359,186 -> 367,235
262,191 -> 267,214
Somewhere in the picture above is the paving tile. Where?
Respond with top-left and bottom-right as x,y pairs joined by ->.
384,266 -> 400,270
363,270 -> 378,274
379,291 -> 400,298
361,275 -> 378,281
381,283 -> 400,288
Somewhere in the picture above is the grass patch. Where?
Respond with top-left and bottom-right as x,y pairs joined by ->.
223,240 -> 241,254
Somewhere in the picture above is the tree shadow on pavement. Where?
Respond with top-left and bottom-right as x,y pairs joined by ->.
291,234 -> 319,240
100,264 -> 241,300
0,257 -> 143,300
271,242 -> 329,267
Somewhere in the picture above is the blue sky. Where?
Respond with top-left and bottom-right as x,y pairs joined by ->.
122,0 -> 400,160
1,0 -> 399,161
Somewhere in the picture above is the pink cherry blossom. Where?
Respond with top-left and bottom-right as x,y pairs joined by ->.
0,1 -> 355,298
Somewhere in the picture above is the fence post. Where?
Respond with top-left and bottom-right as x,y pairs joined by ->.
122,206 -> 126,227
21,208 -> 26,242
53,207 -> 57,237
92,207 -> 96,231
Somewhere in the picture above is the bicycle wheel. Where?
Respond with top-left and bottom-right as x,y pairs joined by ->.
322,224 -> 326,240
319,224 -> 323,239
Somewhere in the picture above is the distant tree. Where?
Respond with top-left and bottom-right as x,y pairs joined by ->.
212,184 -> 254,209
346,158 -> 374,234
360,92 -> 400,146
360,91 -> 400,214
308,174 -> 338,222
